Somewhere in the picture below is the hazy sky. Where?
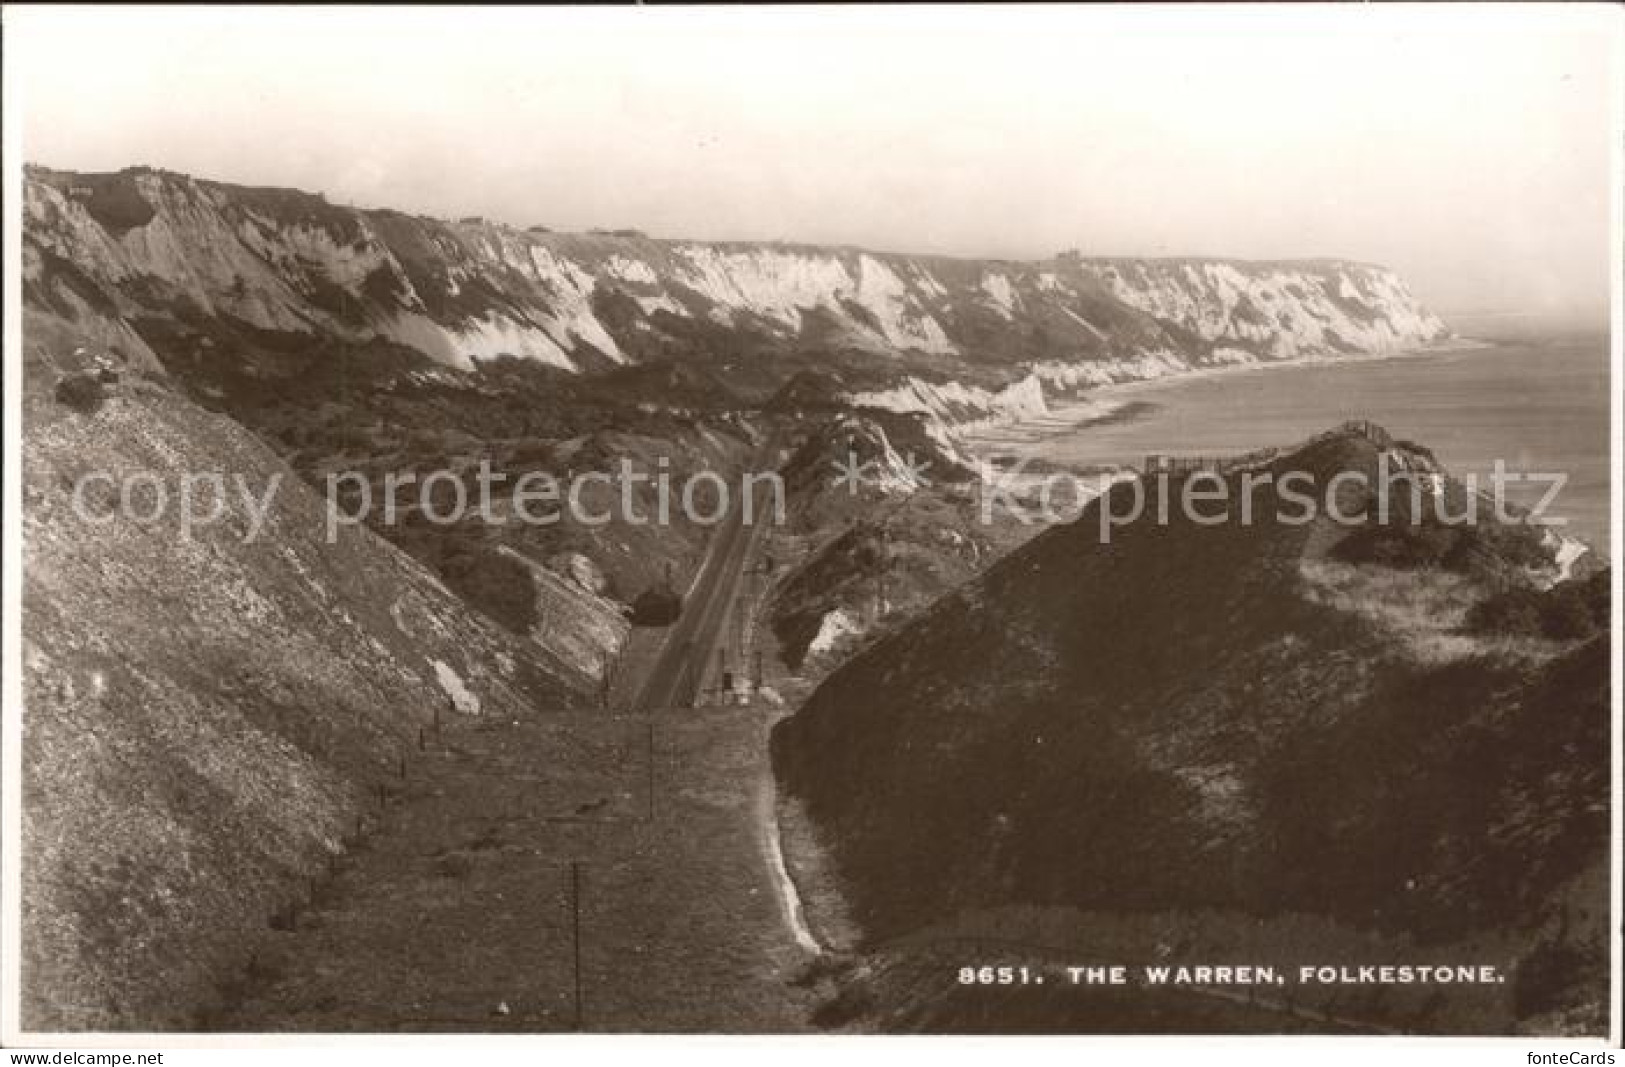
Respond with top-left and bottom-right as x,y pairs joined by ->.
9,5 -> 1620,320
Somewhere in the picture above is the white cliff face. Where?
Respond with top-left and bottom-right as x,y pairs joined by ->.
670,246 -> 958,355
847,373 -> 1048,434
1537,529 -> 1592,588
827,416 -> 939,494
675,244 -> 855,329
808,608 -> 864,657
26,176 -> 351,336
833,374 -> 1049,474
380,312 -> 578,372
854,254 -> 957,353
381,226 -> 629,369
1078,259 -> 1450,358
1031,350 -> 1192,389
24,166 -> 1453,380
980,272 -> 1019,319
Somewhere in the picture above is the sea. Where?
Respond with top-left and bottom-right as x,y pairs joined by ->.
973,323 -> 1613,551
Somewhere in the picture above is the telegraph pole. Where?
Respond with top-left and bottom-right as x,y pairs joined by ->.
874,524 -> 890,621
569,861 -> 583,1031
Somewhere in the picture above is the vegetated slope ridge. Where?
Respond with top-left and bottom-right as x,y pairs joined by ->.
763,409 -> 1005,672
772,427 -> 1609,1033
20,318 -> 611,1030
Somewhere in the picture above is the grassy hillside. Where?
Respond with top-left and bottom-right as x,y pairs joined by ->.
20,316 -> 607,1029
771,426 -> 1609,1034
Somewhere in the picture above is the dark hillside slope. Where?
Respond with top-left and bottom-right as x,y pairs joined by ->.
21,317 -> 605,1029
771,426 -> 1608,1029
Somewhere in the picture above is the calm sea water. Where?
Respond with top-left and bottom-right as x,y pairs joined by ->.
1031,338 -> 1613,548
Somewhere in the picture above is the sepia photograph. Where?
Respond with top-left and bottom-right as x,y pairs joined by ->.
1,4 -> 1620,1060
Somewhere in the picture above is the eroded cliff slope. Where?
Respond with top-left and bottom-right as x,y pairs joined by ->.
20,319 -> 617,1029
25,165 -> 1450,387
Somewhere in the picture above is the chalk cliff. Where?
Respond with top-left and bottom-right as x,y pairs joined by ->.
24,165 -> 1451,390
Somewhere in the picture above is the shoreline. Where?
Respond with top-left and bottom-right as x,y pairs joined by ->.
962,339 -> 1493,459
1086,336 -> 1492,400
